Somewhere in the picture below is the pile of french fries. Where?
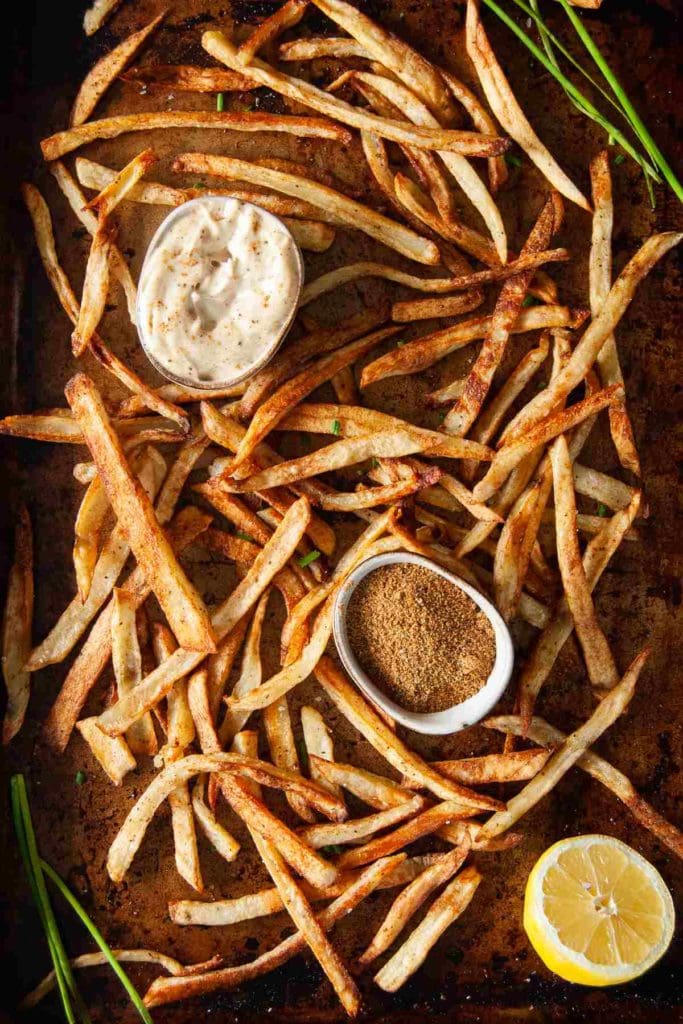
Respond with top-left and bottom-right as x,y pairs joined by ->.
3,0 -> 681,1013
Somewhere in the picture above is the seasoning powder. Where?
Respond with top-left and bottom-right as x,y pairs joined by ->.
345,564 -> 495,713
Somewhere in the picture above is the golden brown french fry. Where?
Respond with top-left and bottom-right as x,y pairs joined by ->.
279,36 -> 368,61
94,498 -> 311,738
301,707 -> 345,805
374,865 -> 482,991
309,756 -> 418,810
330,364 -> 358,405
482,649 -> 650,840
473,383 -> 624,501
152,624 -> 195,761
359,844 -> 470,965
485,716 -> 683,859
317,471 -> 442,512
121,63 -> 255,92
2,507 -> 33,744
551,435 -> 618,690
590,151 -> 640,475
470,335 -> 550,448
285,218 -> 336,252
440,68 -> 508,191
301,262 -> 466,307
83,0 -> 122,34
0,411 -> 182,445
73,475 -> 109,603
28,450 -> 166,671
301,797 -> 425,850
465,0 -> 589,210
191,776 -> 240,863
41,110 -> 351,160
217,589 -> 270,745
392,291 -> 484,322
361,305 -> 581,386
501,232 -> 682,443
71,11 -> 165,125
264,690 -> 315,823
66,374 -> 215,653
144,856 -> 403,1007
71,224 -> 112,357
316,657 -> 503,811
86,148 -> 158,222
443,193 -> 562,437
203,30 -> 507,157
187,668 -> 222,756
41,508 -> 211,752
237,0 -> 308,63
167,783 -> 204,893
111,588 -> 158,757
174,152 -> 439,265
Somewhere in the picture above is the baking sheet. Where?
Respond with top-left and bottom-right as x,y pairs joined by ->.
0,1 -> 681,1021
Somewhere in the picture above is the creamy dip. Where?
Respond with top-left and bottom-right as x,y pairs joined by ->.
137,196 -> 301,386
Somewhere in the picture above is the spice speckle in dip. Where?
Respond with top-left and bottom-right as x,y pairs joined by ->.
345,563 -> 496,713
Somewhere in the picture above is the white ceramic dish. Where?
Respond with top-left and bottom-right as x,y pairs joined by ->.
332,551 -> 514,736
135,195 -> 303,391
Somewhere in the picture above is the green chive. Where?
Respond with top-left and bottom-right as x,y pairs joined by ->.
331,419 -> 341,436
505,153 -> 522,168
235,530 -> 255,543
597,502 -> 609,518
298,550 -> 321,568
75,770 -> 87,786
216,92 -> 224,112
396,340 -> 406,348
297,740 -> 309,772
614,153 -> 626,166
193,181 -> 208,190
370,458 -> 380,469
522,295 -> 539,307
322,845 -> 344,856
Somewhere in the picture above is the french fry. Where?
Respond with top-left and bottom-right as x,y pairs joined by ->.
41,110 -> 351,160
174,152 -> 439,265
107,751 -> 345,882
468,336 -> 550,452
71,224 -> 113,357
331,365 -> 358,405
407,748 -> 552,787
73,474 -> 109,603
86,147 -> 158,221
27,449 -> 166,671
518,492 -> 641,729
485,716 -> 683,859
215,589 -> 270,745
280,36 -> 370,60
66,374 -> 216,653
374,864 -> 482,991
572,463 -> 638,512
301,707 -> 344,804
71,11 -> 165,125
264,689 -> 315,822
309,756 -> 418,811
301,796 -> 425,849
145,856 -> 403,1007
551,435 -> 618,690
111,588 -> 157,757
152,623 -> 195,761
482,651 -> 650,840
501,232 -> 682,443
465,0 -> 589,210
443,193 -> 562,437
121,63 -> 255,92
117,382 -> 245,418
361,305 -> 581,386
2,507 -> 33,744
359,844 -> 470,965
83,0 -> 123,35
301,262 -> 468,307
187,668 -> 221,756
317,471 -> 442,512
41,507 -> 211,753
317,658 -> 505,812
94,498 -> 311,738
590,151 -> 640,474
0,410 -> 183,445
473,383 -> 624,501
237,0 -> 308,64
167,782 -> 204,893
191,776 -> 240,863
202,30 -> 507,157
285,218 -> 336,252
392,291 -> 484,322
440,68 -> 508,192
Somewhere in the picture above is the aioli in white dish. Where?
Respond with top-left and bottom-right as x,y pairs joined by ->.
137,196 -> 302,387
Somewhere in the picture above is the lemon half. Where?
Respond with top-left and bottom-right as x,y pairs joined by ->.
523,834 -> 675,986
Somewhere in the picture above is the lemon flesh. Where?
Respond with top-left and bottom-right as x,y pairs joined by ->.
524,834 -> 675,986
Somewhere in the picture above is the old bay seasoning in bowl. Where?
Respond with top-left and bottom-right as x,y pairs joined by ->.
333,552 -> 514,735
136,195 -> 303,389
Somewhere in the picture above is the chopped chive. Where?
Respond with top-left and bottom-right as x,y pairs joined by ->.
522,295 -> 539,307
331,419 -> 341,436
75,770 -> 87,786
505,153 -> 522,168
216,92 -> 224,112
370,458 -> 380,469
193,181 -> 208,189
614,153 -> 626,166
597,502 -> 609,518
438,410 -> 447,422
322,844 -> 344,856
298,549 -> 321,568
396,339 -> 406,348
296,740 -> 309,772
235,530 -> 255,543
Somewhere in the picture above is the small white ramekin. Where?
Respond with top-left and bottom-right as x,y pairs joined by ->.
135,195 -> 303,391
332,551 -> 514,736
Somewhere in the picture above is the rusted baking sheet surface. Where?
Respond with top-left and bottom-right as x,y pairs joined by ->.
0,0 -> 681,1021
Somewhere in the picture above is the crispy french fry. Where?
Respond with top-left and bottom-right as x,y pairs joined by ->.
2,507 -> 33,744
359,844 -> 470,965
485,716 -> 683,859
301,262 -> 467,307
264,690 -> 315,822
300,796 -> 425,849
71,224 -> 113,357
590,151 -> 640,475
167,782 -> 204,893
285,218 -> 336,252
374,864 -> 482,991
440,68 -> 508,191
301,707 -> 344,804
71,11 -> 165,125
411,748 -> 552,786
392,291 -> 484,322
111,588 -> 158,756
361,305 -> 581,386
191,776 -> 240,863
174,152 -> 439,265
279,36 -> 368,61
465,0 -> 589,210
66,374 -> 215,653
122,63 -> 255,92
73,475 -> 109,603
309,755 -> 417,810
0,410 -> 183,445
203,30 -> 507,157
42,110 -> 351,160
152,624 -> 195,761
237,0 -> 308,63
83,0 -> 123,35
551,435 -> 618,689
27,450 -> 166,671
469,335 -> 550,449
501,232 -> 682,443
482,649 -> 650,840
86,147 -> 158,221
94,498 -> 311,738
317,471 -> 442,512
217,589 -> 270,745
187,668 -> 221,756
145,856 -> 403,1007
